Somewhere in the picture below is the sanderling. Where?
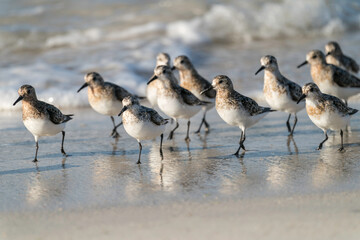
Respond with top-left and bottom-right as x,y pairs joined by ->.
147,53 -> 172,108
297,50 -> 360,106
325,41 -> 359,74
13,85 -> 73,162
255,55 -> 305,135
118,96 -> 168,164
77,72 -> 139,138
147,65 -> 208,142
201,75 -> 274,155
297,83 -> 358,151
172,55 -> 215,133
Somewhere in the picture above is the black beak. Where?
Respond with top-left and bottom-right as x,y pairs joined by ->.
77,82 -> 88,93
297,61 -> 308,68
118,106 -> 128,116
297,94 -> 306,104
147,75 -> 158,85
255,66 -> 265,75
200,86 -> 213,95
171,66 -> 176,71
13,96 -> 23,106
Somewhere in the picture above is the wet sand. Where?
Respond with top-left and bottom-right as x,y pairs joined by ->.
1,104 -> 360,239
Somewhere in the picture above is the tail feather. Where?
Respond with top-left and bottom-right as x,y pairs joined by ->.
349,108 -> 358,115
262,107 -> 276,113
63,114 -> 74,123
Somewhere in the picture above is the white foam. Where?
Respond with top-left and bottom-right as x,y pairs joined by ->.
167,0 -> 360,45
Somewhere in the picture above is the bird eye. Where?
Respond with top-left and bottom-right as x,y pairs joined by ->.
309,88 -> 314,92
312,55 -> 317,59
27,89 -> 30,94
180,60 -> 184,64
162,70 -> 166,74
219,80 -> 223,84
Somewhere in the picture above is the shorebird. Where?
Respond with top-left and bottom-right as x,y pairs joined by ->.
77,72 -> 141,138
118,96 -> 168,164
147,65 -> 208,142
172,55 -> 215,133
13,85 -> 73,162
255,55 -> 305,135
297,83 -> 358,151
325,41 -> 359,74
201,75 -> 274,155
297,50 -> 360,106
147,53 -> 172,108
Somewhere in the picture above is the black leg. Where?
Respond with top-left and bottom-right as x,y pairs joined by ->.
344,100 -> 348,107
185,120 -> 191,142
61,131 -> 67,156
204,118 -> 210,133
240,131 -> 246,151
234,131 -> 244,156
317,131 -> 328,150
33,140 -> 39,162
110,116 -> 122,138
195,118 -> 204,134
167,120 -> 179,140
289,114 -> 298,136
137,141 -> 142,164
338,129 -> 344,152
195,111 -> 207,134
160,134 -> 164,160
286,114 -> 292,132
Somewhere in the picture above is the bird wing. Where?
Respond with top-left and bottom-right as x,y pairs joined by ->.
143,106 -> 169,125
106,82 -> 132,101
180,87 -> 206,106
323,94 -> 358,116
346,56 -> 359,73
233,91 -> 272,116
332,66 -> 360,88
286,80 -> 303,102
44,102 -> 73,124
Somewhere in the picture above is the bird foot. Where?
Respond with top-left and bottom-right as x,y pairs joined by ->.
61,149 -> 68,157
338,147 -> 345,152
32,159 -> 38,163
185,137 -> 191,143
111,130 -> 120,138
167,133 -> 173,140
136,160 -> 141,164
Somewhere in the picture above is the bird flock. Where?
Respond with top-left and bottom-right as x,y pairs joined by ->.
13,41 -> 360,164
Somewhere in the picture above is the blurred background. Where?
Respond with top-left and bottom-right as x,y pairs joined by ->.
1,0 -> 360,111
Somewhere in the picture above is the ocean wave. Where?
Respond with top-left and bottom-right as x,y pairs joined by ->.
166,0 -> 360,44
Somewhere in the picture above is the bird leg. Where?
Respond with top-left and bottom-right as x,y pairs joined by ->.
286,114 -> 292,133
160,134 -> 164,160
234,130 -> 246,156
167,120 -> 179,140
289,114 -> 298,136
110,116 -> 122,138
317,132 -> 328,150
33,140 -> 39,162
185,120 -> 191,142
137,141 -> 142,164
195,111 -> 209,134
61,131 -> 68,156
338,129 -> 345,152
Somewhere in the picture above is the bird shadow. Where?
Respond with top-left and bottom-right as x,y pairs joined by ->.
0,163 -> 80,176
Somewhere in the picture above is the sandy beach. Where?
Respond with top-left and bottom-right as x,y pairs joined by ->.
1,104 -> 360,239
1,1 -> 360,238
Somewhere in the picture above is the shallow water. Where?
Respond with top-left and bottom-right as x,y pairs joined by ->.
1,0 -> 360,110
1,106 -> 360,212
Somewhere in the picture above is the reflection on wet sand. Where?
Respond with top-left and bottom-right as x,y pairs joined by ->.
26,162 -> 68,206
